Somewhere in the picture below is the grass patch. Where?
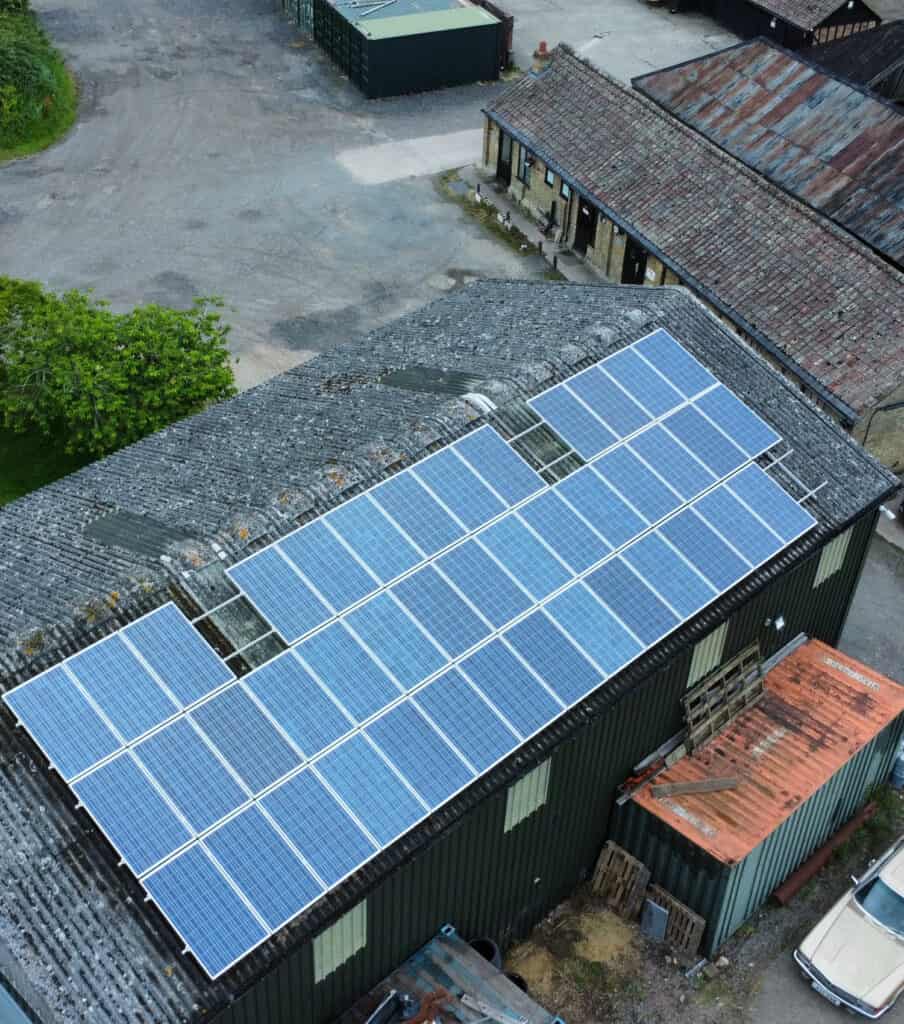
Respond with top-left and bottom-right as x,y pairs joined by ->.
436,169 -> 541,257
0,426 -> 92,505
0,60 -> 76,161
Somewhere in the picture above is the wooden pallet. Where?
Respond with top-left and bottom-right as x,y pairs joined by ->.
647,884 -> 706,958
682,642 -> 762,752
592,841 -> 651,920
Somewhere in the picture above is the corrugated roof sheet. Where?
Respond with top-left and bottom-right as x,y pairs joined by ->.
813,22 -> 904,91
751,0 -> 872,32
486,46 -> 904,418
634,41 -> 904,268
631,639 -> 904,865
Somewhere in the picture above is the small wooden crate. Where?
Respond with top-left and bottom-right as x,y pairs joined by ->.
647,884 -> 706,957
592,841 -> 651,920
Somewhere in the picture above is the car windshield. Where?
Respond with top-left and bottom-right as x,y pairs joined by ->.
856,878 -> 904,937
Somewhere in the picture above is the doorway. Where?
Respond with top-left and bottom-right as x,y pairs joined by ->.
497,132 -> 512,187
573,201 -> 597,255
622,234 -> 648,284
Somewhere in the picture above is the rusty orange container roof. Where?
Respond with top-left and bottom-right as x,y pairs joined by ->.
631,640 -> 904,866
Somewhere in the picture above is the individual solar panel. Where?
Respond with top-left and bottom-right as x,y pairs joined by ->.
326,495 -> 421,584
567,367 -> 650,437
659,508 -> 750,591
68,636 -> 178,742
593,448 -> 681,524
695,385 -> 781,457
694,486 -> 783,567
279,522 -> 377,613
556,466 -> 646,548
316,734 -> 425,846
392,566 -> 491,657
5,666 -> 120,780
370,471 -> 463,556
635,329 -> 717,398
622,533 -> 717,619
244,652 -> 352,759
414,669 -> 519,773
478,516 -> 571,601
412,448 -> 506,530
366,701 -> 474,808
191,687 -> 301,793
504,611 -> 602,704
144,845 -> 267,978
726,464 -> 816,543
585,559 -> 679,647
529,386 -> 617,459
345,593 -> 446,690
600,347 -> 684,417
546,584 -> 642,676
227,548 -> 331,644
73,753 -> 192,874
662,406 -> 747,479
437,540 -> 532,629
262,769 -> 376,886
453,426 -> 544,505
205,807 -> 324,929
297,622 -> 401,722
628,425 -> 716,502
460,640 -> 561,736
135,718 -> 246,832
518,490 -> 610,573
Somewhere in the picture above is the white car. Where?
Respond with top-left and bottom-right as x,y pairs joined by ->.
795,837 -> 904,1018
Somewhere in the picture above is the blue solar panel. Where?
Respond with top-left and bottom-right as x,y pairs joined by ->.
135,717 -> 246,831
726,464 -> 816,543
621,533 -> 717,619
662,406 -> 747,479
478,516 -> 571,600
326,495 -> 421,584
244,652 -> 352,758
227,549 -> 331,644
125,605 -> 234,708
504,611 -> 602,704
546,584 -> 642,675
695,385 -> 781,457
192,687 -> 300,793
437,540 -> 532,629
205,807 -> 324,929
518,490 -> 610,574
297,622 -> 401,722
144,846 -> 267,978
68,637 -> 178,742
659,508 -> 749,591
460,640 -> 561,737
261,769 -> 376,886
567,367 -> 650,437
694,485 -> 783,567
5,666 -> 120,780
414,669 -> 519,773
73,753 -> 191,874
370,471 -> 463,556
392,565 -> 491,657
345,593 -> 446,690
585,559 -> 679,647
366,701 -> 474,808
530,386 -> 617,459
279,522 -> 378,614
556,466 -> 646,548
628,425 -> 717,502
412,448 -> 506,530
635,329 -> 716,398
453,426 -> 543,505
600,347 -> 684,417
317,734 -> 425,846
593,448 -> 681,524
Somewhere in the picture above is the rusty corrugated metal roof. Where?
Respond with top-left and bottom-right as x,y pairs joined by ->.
631,640 -> 904,865
634,40 -> 904,269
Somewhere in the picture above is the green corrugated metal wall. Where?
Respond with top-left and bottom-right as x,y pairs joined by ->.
215,512 -> 878,1024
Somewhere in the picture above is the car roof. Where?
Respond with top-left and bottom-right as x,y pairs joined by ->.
878,843 -> 904,894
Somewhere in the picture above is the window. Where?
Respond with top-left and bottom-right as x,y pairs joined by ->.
504,759 -> 550,832
313,901 -> 367,982
813,527 -> 852,588
687,622 -> 728,688
544,167 -> 555,187
560,181 -> 571,199
516,145 -> 531,185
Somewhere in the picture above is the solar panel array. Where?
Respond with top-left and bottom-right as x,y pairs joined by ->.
2,329 -> 817,979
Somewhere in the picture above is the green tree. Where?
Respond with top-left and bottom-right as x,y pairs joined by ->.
0,278 -> 237,456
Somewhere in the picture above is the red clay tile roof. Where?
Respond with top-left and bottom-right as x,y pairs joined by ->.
486,47 -> 904,417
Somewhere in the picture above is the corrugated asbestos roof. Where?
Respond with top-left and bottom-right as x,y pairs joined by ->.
0,282 -> 896,1024
633,40 -> 904,269
631,639 -> 904,865
485,46 -> 904,418
750,0 -> 872,31
813,22 -> 904,89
